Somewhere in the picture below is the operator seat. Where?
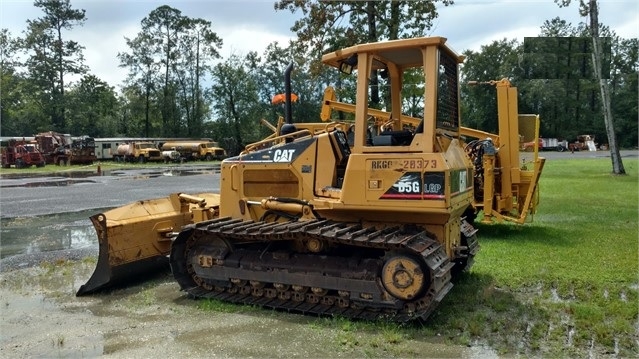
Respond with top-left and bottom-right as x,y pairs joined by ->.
372,130 -> 414,146
329,130 -> 351,188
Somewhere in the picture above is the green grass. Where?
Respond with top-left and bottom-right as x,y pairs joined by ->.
0,163 -> 88,175
432,157 -> 638,356
475,158 -> 637,288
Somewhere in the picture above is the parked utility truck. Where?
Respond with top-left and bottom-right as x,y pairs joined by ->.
113,142 -> 162,163
161,148 -> 182,163
1,139 -> 46,168
160,141 -> 227,161
35,131 -> 97,165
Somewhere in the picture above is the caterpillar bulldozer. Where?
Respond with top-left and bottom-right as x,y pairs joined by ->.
77,36 -> 545,322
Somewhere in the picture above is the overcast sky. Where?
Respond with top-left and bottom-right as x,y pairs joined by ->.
1,0 -> 637,88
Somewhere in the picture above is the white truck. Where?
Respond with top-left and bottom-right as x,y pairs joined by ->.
161,148 -> 182,163
541,138 -> 568,152
113,142 -> 162,163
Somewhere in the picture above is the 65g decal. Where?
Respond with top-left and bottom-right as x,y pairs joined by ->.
379,171 -> 447,200
380,172 -> 422,199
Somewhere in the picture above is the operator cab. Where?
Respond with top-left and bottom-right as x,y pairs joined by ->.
320,36 -> 464,155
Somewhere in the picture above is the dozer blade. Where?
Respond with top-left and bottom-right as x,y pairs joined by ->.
77,192 -> 219,296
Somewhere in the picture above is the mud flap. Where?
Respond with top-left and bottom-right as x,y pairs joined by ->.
76,193 -> 220,296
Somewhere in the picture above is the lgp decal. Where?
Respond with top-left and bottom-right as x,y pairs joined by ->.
423,172 -> 445,199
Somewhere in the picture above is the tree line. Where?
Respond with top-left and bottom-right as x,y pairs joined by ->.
1,0 -> 637,157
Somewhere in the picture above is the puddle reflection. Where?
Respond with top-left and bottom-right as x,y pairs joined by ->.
0,210 -> 100,259
2,179 -> 97,188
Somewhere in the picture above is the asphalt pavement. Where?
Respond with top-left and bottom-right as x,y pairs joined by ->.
535,148 -> 638,160
0,165 -> 221,218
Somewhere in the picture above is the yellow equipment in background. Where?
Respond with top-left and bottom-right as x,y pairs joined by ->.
78,37 -> 544,322
461,79 -> 545,224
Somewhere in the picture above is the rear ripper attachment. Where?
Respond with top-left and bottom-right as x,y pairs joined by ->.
170,218 -> 456,322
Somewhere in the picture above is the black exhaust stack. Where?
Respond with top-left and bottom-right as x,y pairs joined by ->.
281,62 -> 296,142
284,62 -> 294,124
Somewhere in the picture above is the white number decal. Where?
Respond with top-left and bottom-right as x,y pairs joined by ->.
397,181 -> 420,193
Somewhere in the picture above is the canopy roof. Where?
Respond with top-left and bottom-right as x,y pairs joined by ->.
321,36 -> 464,71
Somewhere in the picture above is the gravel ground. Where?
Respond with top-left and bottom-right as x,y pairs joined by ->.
0,254 -> 487,358
0,248 -> 98,273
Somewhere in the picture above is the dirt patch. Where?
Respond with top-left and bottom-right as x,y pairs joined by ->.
0,259 -> 488,358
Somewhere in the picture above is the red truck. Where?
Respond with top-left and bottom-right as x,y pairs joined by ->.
1,139 -> 46,168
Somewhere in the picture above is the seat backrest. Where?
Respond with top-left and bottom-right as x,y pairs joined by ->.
372,130 -> 413,146
330,130 -> 351,165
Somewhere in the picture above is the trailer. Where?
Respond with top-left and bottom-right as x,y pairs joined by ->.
522,137 -> 568,152
541,138 -> 568,152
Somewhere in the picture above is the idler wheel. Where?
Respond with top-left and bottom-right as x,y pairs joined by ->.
381,255 -> 427,301
306,238 -> 324,252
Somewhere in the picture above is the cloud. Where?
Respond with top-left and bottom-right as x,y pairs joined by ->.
219,25 -> 293,58
74,22 -> 294,86
74,23 -> 139,86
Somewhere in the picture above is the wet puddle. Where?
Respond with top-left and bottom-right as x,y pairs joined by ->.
0,261 -> 495,358
0,164 -> 220,259
2,178 -> 98,188
0,210 -> 99,259
0,217 -> 499,358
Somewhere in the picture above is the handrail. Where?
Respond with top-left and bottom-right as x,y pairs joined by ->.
323,99 -> 421,127
241,128 -> 313,155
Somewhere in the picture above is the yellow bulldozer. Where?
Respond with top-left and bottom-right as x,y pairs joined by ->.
77,36 -> 545,322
